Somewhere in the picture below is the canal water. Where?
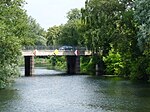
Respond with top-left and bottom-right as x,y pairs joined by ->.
1,67 -> 150,112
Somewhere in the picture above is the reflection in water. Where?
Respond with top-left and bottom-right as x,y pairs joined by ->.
0,68 -> 150,112
0,89 -> 20,112
20,67 -> 64,76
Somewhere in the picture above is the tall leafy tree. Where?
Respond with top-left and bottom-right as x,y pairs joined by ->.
58,8 -> 83,46
0,0 -> 30,88
134,0 -> 150,55
58,21 -> 79,46
67,8 -> 82,21
46,8 -> 83,47
81,0 -> 145,78
109,0 -> 140,77
27,16 -> 46,46
81,0 -> 149,80
81,0 -> 124,55
133,0 -> 150,80
81,0 -> 126,74
46,25 -> 62,46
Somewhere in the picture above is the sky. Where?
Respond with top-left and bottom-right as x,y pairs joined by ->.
24,0 -> 86,30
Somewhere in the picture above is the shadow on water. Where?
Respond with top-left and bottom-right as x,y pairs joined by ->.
85,76 -> 150,112
0,88 -> 21,112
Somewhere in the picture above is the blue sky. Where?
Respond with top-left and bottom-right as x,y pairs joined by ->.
24,0 -> 86,30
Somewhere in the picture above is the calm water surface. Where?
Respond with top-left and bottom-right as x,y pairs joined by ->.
1,67 -> 150,112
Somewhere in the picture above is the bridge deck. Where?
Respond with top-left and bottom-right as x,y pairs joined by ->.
22,50 -> 92,56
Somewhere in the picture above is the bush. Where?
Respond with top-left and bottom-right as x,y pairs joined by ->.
130,57 -> 149,81
103,49 -> 124,75
48,56 -> 67,71
0,64 -> 19,88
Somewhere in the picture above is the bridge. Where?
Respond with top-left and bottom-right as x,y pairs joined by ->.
22,49 -> 91,56
22,46 -> 92,76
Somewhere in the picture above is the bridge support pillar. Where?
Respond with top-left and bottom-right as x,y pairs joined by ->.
66,56 -> 80,74
75,56 -> 80,74
24,56 -> 34,76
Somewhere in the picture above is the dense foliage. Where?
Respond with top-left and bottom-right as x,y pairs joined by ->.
83,0 -> 149,81
27,16 -> 46,46
46,0 -> 150,81
133,0 -> 150,80
0,0 -> 46,88
46,25 -> 62,46
0,0 -> 28,88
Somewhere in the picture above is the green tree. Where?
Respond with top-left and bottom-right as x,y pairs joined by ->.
134,0 -> 150,56
0,0 -> 30,88
58,8 -> 84,46
81,0 -> 126,55
103,48 -> 124,75
58,21 -> 80,46
81,0 -> 126,75
27,16 -> 46,46
109,0 -> 140,78
132,0 -> 150,80
46,25 -> 62,46
46,8 -> 84,47
67,8 -> 82,21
